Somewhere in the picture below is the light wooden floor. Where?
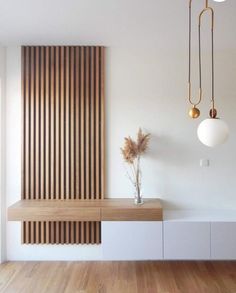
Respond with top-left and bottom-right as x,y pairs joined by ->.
0,261 -> 235,293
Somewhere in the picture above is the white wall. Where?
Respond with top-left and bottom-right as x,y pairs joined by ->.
106,47 -> 236,209
0,47 -> 6,263
5,46 -> 236,260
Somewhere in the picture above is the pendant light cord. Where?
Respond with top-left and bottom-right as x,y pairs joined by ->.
199,7 -> 215,111
188,1 -> 202,106
211,28 -> 215,109
188,0 -> 215,111
198,21 -> 202,92
188,4 -> 191,85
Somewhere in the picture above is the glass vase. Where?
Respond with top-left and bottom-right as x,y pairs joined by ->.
134,186 -> 143,205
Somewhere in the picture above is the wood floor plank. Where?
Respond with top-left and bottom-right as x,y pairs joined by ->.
1,262 -> 236,293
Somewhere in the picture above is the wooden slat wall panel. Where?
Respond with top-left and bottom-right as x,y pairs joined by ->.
21,221 -> 101,244
22,46 -> 105,244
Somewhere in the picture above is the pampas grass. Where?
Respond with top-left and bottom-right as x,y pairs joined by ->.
121,128 -> 150,203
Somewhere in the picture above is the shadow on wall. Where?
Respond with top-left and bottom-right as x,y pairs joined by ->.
143,133 -> 199,209
148,134 -> 194,168
160,199 -> 183,210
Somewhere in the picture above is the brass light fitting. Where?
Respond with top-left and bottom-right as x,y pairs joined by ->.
188,0 -> 216,119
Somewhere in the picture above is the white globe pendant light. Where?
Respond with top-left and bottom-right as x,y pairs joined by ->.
197,118 -> 229,147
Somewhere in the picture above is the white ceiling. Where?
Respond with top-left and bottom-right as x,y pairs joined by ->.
0,0 -> 235,49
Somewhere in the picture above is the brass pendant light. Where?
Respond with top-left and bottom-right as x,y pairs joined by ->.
187,0 -> 229,147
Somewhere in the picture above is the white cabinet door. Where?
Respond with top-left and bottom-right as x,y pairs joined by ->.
211,222 -> 236,260
102,221 -> 163,260
164,222 -> 210,260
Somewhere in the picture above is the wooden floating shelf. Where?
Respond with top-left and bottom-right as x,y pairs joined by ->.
8,199 -> 163,222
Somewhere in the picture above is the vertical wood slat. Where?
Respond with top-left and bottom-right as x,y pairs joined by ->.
90,52 -> 95,237
70,222 -> 74,244
60,222 -> 64,244
95,47 -> 100,199
80,47 -> 85,200
45,47 -> 50,199
30,221 -> 34,243
21,47 -> 25,202
40,47 -> 45,199
30,47 -> 35,199
75,222 -> 79,244
41,221 -> 44,244
75,47 -> 80,199
25,47 -> 30,200
36,221 -> 39,244
90,47 -> 95,200
50,222 -> 54,244
65,47 -> 70,200
56,221 -> 59,244
101,47 -> 105,199
67,221 -> 70,244
60,47 -> 65,199
55,47 -> 60,200
22,46 -> 105,244
25,222 -> 29,244
70,47 -> 75,199
50,47 -> 55,198
96,221 -> 100,244
85,47 -> 90,199
46,221 -> 50,244
35,47 -> 40,199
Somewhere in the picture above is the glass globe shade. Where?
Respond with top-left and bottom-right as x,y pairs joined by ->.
197,118 -> 229,147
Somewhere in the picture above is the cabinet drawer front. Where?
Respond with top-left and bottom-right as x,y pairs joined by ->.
211,222 -> 236,260
164,222 -> 210,260
102,221 -> 163,260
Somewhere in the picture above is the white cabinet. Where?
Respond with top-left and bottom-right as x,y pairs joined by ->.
211,222 -> 236,260
101,221 -> 163,260
101,211 -> 236,261
163,222 -> 211,260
